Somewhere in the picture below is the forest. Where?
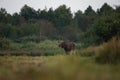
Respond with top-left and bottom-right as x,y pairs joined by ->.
0,3 -> 119,44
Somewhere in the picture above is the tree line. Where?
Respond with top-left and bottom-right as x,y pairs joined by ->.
0,3 -> 120,47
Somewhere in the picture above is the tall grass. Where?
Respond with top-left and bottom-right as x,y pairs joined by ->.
0,55 -> 120,80
96,37 -> 120,64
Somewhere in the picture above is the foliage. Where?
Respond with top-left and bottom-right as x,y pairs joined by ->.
82,11 -> 120,46
20,5 -> 37,20
37,40 -> 64,56
95,13 -> 120,44
61,25 -> 81,41
84,6 -> 96,16
74,6 -> 97,32
54,5 -> 72,29
0,37 -> 12,50
0,8 -> 7,23
97,3 -> 114,16
0,23 -> 18,39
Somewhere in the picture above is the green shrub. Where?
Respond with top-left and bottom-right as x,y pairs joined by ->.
17,35 -> 38,43
37,40 -> 64,56
96,37 -> 120,64
79,46 -> 98,57
21,42 -> 37,50
0,38 -> 12,50
9,42 -> 22,50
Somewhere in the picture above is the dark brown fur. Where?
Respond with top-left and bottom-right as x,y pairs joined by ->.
59,41 -> 75,54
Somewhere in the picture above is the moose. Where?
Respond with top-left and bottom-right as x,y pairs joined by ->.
58,40 -> 76,55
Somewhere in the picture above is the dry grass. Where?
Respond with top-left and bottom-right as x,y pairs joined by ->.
79,46 -> 100,57
96,37 -> 120,64
0,55 -> 120,80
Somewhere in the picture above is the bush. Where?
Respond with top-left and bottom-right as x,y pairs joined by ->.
96,37 -> 120,64
21,42 -> 37,50
79,46 -> 99,57
37,40 -> 64,56
0,38 -> 12,50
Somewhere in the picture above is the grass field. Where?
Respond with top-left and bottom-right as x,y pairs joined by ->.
0,39 -> 120,80
0,55 -> 120,80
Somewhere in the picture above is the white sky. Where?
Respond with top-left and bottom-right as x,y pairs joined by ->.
0,0 -> 120,14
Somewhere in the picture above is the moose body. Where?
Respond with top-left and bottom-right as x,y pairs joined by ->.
59,41 -> 75,54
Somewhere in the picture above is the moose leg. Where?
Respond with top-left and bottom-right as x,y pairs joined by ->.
73,50 -> 76,55
70,50 -> 76,55
69,50 -> 73,55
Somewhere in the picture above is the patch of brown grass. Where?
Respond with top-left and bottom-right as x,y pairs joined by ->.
96,37 -> 120,64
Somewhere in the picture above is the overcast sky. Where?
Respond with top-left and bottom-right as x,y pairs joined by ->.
0,0 -> 120,14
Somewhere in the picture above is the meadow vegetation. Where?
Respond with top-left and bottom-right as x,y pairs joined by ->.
0,37 -> 120,80
0,55 -> 120,80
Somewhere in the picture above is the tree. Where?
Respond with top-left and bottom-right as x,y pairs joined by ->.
47,8 -> 55,22
74,6 -> 97,31
61,25 -> 81,41
88,13 -> 120,45
11,13 -> 20,25
39,8 -> 48,20
0,8 -> 7,23
74,10 -> 88,31
81,4 -> 119,46
97,3 -> 114,16
34,20 -> 57,41
115,6 -> 120,13
0,23 -> 18,39
20,5 -> 37,20
54,5 -> 72,29
84,6 -> 96,16
84,6 -> 97,28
